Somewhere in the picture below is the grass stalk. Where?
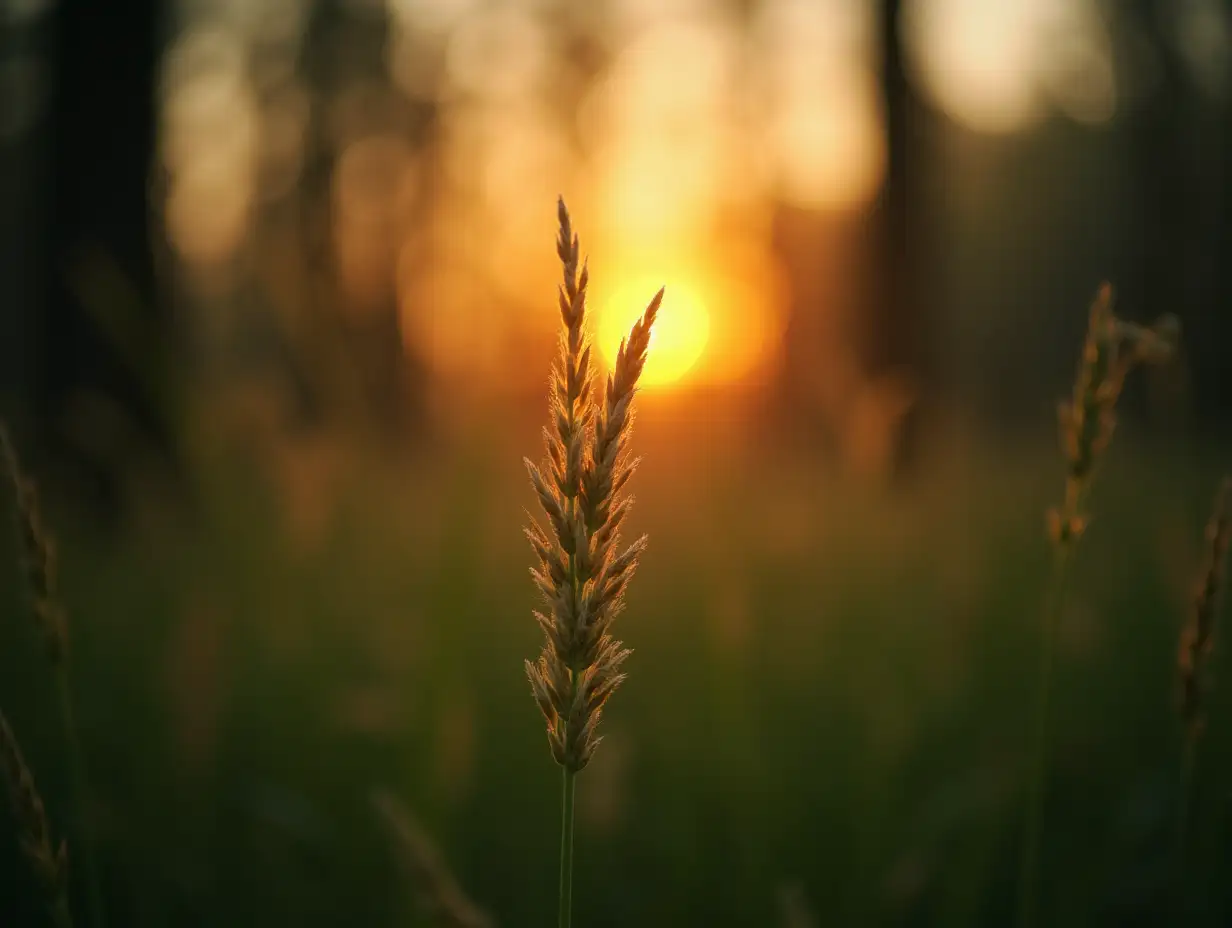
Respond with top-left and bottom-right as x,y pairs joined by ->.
0,711 -> 73,928
523,198 -> 661,928
1015,285 -> 1178,928
55,673 -> 103,928
371,788 -> 494,928
1175,732 -> 1196,912
1174,475 -> 1231,920
558,767 -> 576,928
1017,540 -> 1074,928
1,425 -> 104,928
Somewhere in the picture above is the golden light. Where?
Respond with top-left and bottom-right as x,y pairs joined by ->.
904,0 -> 1044,134
596,276 -> 711,389
161,28 -> 257,266
902,0 -> 1118,134
587,242 -> 788,392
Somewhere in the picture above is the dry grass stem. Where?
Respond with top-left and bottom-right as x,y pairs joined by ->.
1173,475 -> 1230,915
523,197 -> 661,773
371,790 -> 494,928
1020,284 -> 1180,928
0,711 -> 72,928
1,422 -> 103,928
0,426 -> 68,663
1178,476 -> 1232,739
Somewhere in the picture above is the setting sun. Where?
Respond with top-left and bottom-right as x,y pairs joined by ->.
596,277 -> 710,388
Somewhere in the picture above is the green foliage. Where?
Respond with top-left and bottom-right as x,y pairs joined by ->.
1,432 -> 1229,927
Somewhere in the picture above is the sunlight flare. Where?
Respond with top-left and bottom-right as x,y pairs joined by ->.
596,277 -> 710,388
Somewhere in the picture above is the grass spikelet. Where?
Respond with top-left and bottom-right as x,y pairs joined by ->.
1048,285 -> 1179,545
0,711 -> 73,928
1019,284 -> 1179,928
0,423 -> 103,928
523,197 -> 661,928
0,426 -> 67,664
371,789 -> 494,928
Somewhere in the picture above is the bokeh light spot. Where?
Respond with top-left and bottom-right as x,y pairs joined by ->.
597,278 -> 710,389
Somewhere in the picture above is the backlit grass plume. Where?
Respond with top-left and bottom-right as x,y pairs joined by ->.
1019,284 -> 1178,928
523,197 -> 661,928
0,711 -> 72,928
1048,284 -> 1180,545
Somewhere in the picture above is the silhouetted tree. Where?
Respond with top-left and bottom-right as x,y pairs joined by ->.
871,0 -> 932,475
289,0 -> 430,443
1119,0 -> 1232,431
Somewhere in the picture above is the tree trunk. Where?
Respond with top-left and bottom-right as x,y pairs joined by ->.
871,0 -> 930,477
37,0 -> 168,505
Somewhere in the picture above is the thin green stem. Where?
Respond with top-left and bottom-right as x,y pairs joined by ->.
56,671 -> 103,928
1176,731 -> 1197,920
1017,541 -> 1075,928
558,766 -> 576,928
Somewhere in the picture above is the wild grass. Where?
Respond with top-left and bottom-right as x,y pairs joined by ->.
1175,475 -> 1231,913
1,425 -> 103,928
3,210 -> 1232,927
371,788 -> 493,928
0,415 -> 1226,925
0,710 -> 72,928
523,197 -> 662,928
1016,284 -> 1178,928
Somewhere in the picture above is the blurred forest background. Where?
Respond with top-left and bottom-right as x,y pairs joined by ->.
1,0 -> 1231,925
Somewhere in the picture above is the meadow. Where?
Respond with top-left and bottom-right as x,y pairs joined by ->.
4,0 -> 1230,922
1,372 -> 1229,926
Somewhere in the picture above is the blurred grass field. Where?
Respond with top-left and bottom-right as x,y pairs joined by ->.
1,399 -> 1230,928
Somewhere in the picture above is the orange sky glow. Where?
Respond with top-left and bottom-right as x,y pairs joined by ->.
158,0 -> 1135,395
590,243 -> 789,390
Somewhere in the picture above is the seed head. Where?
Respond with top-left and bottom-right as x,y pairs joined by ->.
1049,285 -> 1180,546
0,425 -> 67,664
524,199 -> 660,772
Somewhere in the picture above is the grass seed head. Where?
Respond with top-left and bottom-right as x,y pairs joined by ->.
0,425 -> 67,664
1179,476 -> 1232,737
1049,284 -> 1180,546
524,198 -> 660,772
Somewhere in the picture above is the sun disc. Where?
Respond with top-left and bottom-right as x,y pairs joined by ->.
596,277 -> 710,388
